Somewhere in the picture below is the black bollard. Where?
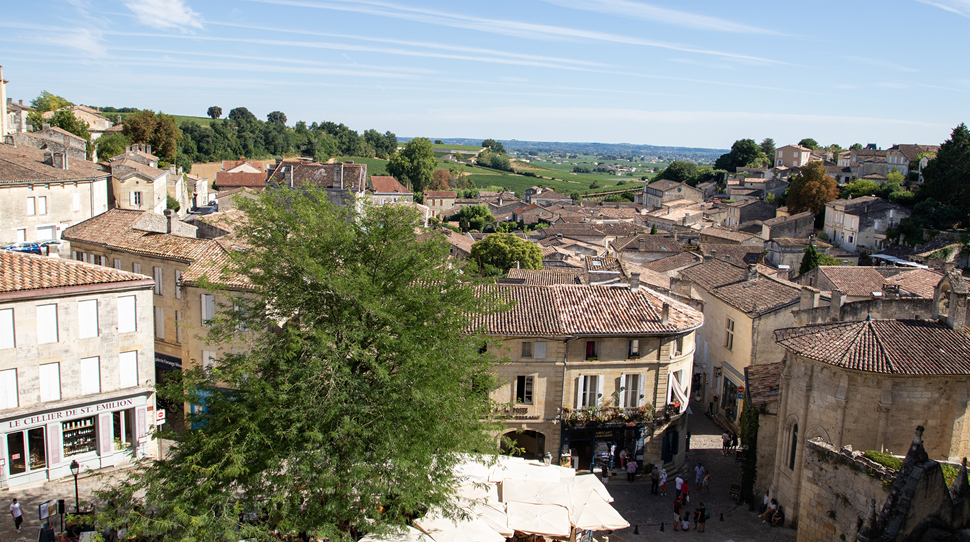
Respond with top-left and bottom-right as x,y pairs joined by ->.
634,525 -> 639,535
660,522 -> 664,531
720,512 -> 725,521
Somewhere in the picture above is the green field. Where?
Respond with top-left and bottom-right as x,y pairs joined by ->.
431,144 -> 483,152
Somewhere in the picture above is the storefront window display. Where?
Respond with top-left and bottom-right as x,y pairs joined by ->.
63,417 -> 97,456
113,410 -> 134,450
721,378 -> 739,421
6,428 -> 46,475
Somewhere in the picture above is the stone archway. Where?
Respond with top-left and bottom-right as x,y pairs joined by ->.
501,430 -> 546,460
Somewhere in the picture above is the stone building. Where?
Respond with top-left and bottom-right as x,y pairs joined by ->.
107,146 -> 169,215
7,126 -> 87,161
823,196 -> 909,253
0,142 -> 110,248
0,251 -> 157,488
266,158 -> 367,209
473,282 -> 703,473
369,175 -> 413,205
766,271 -> 970,527
760,211 -> 815,241
639,180 -> 704,209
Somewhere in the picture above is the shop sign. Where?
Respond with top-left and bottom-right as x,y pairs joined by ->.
3,398 -> 137,431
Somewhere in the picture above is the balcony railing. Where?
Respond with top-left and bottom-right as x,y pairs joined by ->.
561,405 -> 654,427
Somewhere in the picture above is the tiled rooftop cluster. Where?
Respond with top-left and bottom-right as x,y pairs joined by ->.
0,251 -> 151,293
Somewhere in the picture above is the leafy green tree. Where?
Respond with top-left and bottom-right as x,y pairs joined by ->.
206,106 -> 222,119
387,137 -> 437,193
799,243 -> 823,275
429,168 -> 452,191
759,138 -> 776,164
96,132 -> 130,162
650,224 -> 658,235
434,139 -> 443,144
122,110 -> 182,161
228,106 -> 257,123
453,205 -> 495,232
94,191 -> 503,541
850,143 -> 863,150
714,139 -> 766,172
568,190 -> 582,202
886,170 -> 905,186
30,90 -> 73,112
799,138 -> 819,150
840,179 -> 882,199
786,161 -> 839,216
655,161 -> 698,183
267,110 -> 287,125
919,123 -> 970,224
470,233 -> 542,272
363,129 -> 397,159
481,139 -> 506,154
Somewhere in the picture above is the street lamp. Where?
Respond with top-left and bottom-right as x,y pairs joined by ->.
69,460 -> 80,514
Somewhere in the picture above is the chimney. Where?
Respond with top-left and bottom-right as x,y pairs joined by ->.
630,273 -> 640,292
799,285 -> 820,310
43,151 -> 53,166
514,260 -> 520,269
829,290 -> 845,319
170,165 -> 177,175
164,208 -> 175,233
52,152 -> 68,170
638,237 -> 646,252
43,123 -> 51,130
661,302 -> 670,324
286,165 -> 294,188
746,263 -> 758,281
947,288 -> 968,331
146,145 -> 152,155
498,196 -> 503,206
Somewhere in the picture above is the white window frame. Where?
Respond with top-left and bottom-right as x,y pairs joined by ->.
39,363 -> 61,402
0,308 -> 14,349
37,304 -> 58,344
78,299 -> 99,339
119,351 -> 138,388
515,375 -> 534,405
80,357 -> 101,395
576,374 -> 604,409
619,373 -> 647,408
202,294 -> 215,326
153,267 -> 163,296
118,295 -> 137,333
174,270 -> 182,299
113,258 -> 122,270
202,350 -> 216,369
154,306 -> 164,339
26,197 -> 35,216
724,318 -> 735,351
37,196 -> 47,216
0,369 -> 18,409
132,262 -> 141,275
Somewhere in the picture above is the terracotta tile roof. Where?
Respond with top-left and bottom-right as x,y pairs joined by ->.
222,159 -> 265,172
642,251 -> 701,273
532,190 -> 568,200
61,209 -> 214,262
111,158 -> 165,180
0,251 -> 152,293
761,211 -> 814,226
775,319 -> 970,375
180,241 -> 253,290
36,126 -> 86,144
708,274 -> 800,316
699,227 -> 759,244
0,144 -> 108,184
585,255 -> 622,273
825,196 -> 906,217
506,268 -> 587,286
425,190 -> 457,198
745,362 -> 782,406
816,266 -> 891,297
613,234 -> 681,253
893,144 -> 940,161
882,269 -> 944,298
267,161 -> 366,191
679,259 -> 746,291
215,171 -> 267,188
618,261 -> 671,290
472,284 -> 704,336
370,175 -> 411,194
699,244 -> 764,267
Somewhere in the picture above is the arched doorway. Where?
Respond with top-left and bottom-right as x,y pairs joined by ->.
501,430 -> 546,460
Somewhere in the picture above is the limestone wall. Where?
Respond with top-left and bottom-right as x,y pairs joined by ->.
797,439 -> 892,542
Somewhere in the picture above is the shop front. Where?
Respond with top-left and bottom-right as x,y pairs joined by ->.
0,392 -> 153,488
717,362 -> 744,427
560,424 -> 649,472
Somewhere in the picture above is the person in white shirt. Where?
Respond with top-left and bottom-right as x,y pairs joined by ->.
10,497 -> 23,533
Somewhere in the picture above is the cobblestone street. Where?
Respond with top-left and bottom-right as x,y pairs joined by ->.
596,401 -> 797,542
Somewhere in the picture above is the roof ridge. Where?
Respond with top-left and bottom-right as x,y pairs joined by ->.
835,320 -> 871,369
868,320 -> 895,374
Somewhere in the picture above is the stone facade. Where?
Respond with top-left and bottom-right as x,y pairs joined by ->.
797,439 -> 892,541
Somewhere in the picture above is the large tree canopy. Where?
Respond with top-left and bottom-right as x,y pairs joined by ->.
919,123 -> 970,224
470,233 -> 542,273
387,137 -> 437,193
122,110 -> 182,161
95,192 -> 503,541
714,138 -> 767,172
786,161 -> 839,216
654,161 -> 698,183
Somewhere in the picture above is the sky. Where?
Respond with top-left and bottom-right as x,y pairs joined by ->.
2,0 -> 969,150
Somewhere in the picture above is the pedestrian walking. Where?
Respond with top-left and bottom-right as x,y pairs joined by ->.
682,481 -> 690,503
618,447 -> 628,469
650,465 -> 660,495
697,502 -> 708,532
673,498 -> 683,531
685,431 -> 691,453
601,462 -> 611,484
10,497 -> 23,533
721,432 -> 731,455
730,432 -> 738,450
674,475 -> 684,498
660,469 -> 668,496
626,459 -> 638,483
693,462 -> 704,485
710,395 -> 718,415
702,471 -> 712,494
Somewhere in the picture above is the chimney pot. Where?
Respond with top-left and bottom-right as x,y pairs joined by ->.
631,273 -> 640,292
163,208 -> 175,233
661,302 -> 670,324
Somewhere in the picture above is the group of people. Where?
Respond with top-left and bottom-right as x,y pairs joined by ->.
673,496 -> 708,532
720,432 -> 739,456
759,491 -> 785,527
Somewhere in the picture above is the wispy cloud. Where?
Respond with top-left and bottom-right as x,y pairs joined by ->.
541,0 -> 783,35
36,28 -> 107,57
877,82 -> 910,89
125,0 -> 204,30
915,0 -> 970,17
845,56 -> 918,73
244,0 -> 785,65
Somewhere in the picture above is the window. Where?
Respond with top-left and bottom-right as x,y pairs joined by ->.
0,308 -> 13,349
73,193 -> 81,212
153,267 -> 163,295
62,417 -> 96,456
27,197 -> 35,216
788,424 -> 799,470
119,351 -> 138,388
130,191 -> 143,206
202,350 -> 216,369
628,339 -> 640,358
118,295 -> 136,333
724,318 -> 735,351
175,310 -> 182,343
80,357 -> 100,395
585,341 -> 597,360
174,270 -> 182,299
92,255 -> 103,266
154,306 -> 164,339
620,373 -> 645,408
201,294 -> 215,326
37,196 -> 47,215
37,304 -> 58,344
113,258 -> 122,270
515,376 -> 534,404
16,228 -> 25,243
0,369 -> 18,409
533,341 -> 546,359
234,304 -> 248,331
721,377 -> 738,421
521,342 -> 532,358
576,375 -> 602,408
78,299 -> 98,339
132,262 -> 141,275
8,427 -> 46,474
113,410 -> 134,450
39,363 -> 61,402
673,337 -> 684,357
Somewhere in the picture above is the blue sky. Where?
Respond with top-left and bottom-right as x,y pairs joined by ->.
2,0 -> 969,149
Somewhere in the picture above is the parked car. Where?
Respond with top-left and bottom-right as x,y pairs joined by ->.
2,242 -> 42,255
38,239 -> 62,249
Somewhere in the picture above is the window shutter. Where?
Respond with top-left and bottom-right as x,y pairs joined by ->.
37,304 -> 58,344
202,294 -> 215,325
154,306 -> 164,339
618,373 -> 627,408
175,310 -> 182,343
73,192 -> 81,212
575,376 -> 585,409
114,259 -> 122,270
119,351 -> 138,388
129,192 -> 136,206
80,357 -> 101,395
26,197 -> 35,216
118,295 -> 136,333
638,373 -> 647,407
0,369 -> 17,409
0,308 -> 13,349
153,267 -> 163,295
175,270 -> 182,299
78,300 -> 98,339
202,351 -> 215,369
39,363 -> 60,402
133,262 -> 141,275
37,196 -> 47,215
534,341 -> 546,359
596,375 -> 604,406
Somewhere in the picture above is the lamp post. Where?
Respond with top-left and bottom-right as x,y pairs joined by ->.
69,460 -> 79,514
